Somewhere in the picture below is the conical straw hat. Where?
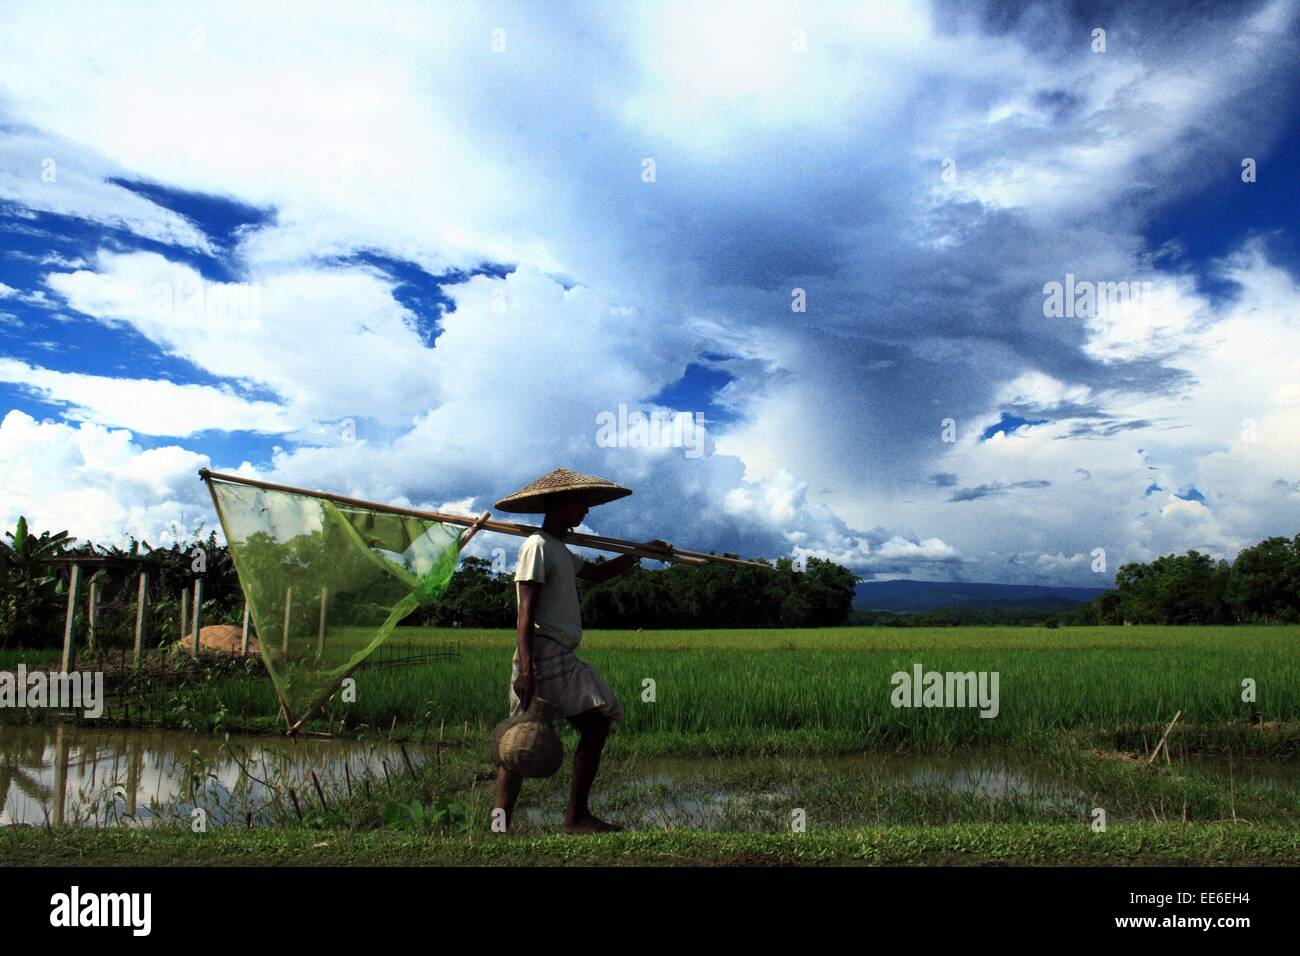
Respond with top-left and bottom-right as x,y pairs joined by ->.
494,467 -> 632,514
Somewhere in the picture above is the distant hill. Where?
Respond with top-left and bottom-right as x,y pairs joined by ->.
854,580 -> 1107,612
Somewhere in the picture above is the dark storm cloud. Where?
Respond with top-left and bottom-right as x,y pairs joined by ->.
949,479 -> 1051,502
1062,418 -> 1155,438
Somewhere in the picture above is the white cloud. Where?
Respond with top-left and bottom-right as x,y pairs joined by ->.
917,248 -> 1300,580
1080,274 -> 1206,363
996,371 -> 1094,410
0,358 -> 296,436
724,468 -> 960,571
44,250 -> 442,429
0,409 -> 211,544
1034,552 -> 1091,572
0,128 -> 214,252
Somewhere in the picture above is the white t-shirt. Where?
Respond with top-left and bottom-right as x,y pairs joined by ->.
514,531 -> 586,654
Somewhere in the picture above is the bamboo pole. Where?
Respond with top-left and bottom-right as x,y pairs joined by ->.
200,468 -> 767,568
459,510 -> 491,547
133,571 -> 148,664
1149,710 -> 1182,765
87,580 -> 98,651
316,586 -> 328,657
60,563 -> 80,673
282,587 -> 292,656
191,578 -> 203,655
240,601 -> 250,656
179,588 -> 188,645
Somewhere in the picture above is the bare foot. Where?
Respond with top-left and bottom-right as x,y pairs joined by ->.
563,814 -> 624,834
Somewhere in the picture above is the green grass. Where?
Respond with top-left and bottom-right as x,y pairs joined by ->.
5,626 -> 1298,756
223,624 -> 1300,754
0,648 -> 49,669
326,626 -> 1300,753
4,821 -> 1296,866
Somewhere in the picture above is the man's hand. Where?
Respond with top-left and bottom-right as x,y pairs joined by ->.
577,541 -> 675,584
513,664 -> 535,712
640,539 -> 673,560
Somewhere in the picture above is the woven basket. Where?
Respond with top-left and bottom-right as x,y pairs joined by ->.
492,698 -> 564,778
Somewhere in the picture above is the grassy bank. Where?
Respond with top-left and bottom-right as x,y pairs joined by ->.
5,821 -> 1296,866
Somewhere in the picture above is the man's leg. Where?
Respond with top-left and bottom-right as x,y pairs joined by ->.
563,707 -> 621,834
494,766 -> 523,831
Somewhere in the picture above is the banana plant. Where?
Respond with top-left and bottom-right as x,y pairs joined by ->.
1,516 -> 73,648
2,516 -> 71,574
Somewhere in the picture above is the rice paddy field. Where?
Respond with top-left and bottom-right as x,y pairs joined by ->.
3,625 -> 1298,865
124,625 -> 1300,753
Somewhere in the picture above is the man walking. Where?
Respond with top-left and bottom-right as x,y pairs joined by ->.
492,467 -> 668,834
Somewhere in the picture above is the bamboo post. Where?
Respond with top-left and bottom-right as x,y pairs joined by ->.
179,587 -> 188,644
459,510 -> 491,548
191,578 -> 203,655
316,585 -> 328,657
133,571 -> 148,664
60,563 -> 80,673
282,587 -> 292,656
240,601 -> 250,656
87,580 -> 98,651
1149,710 -> 1182,765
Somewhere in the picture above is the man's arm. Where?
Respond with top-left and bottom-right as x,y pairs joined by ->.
577,540 -> 672,584
513,581 -> 541,710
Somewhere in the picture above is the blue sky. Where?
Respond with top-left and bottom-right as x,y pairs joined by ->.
1,0 -> 1298,586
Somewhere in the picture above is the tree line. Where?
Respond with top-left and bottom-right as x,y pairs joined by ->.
848,535 -> 1300,627
405,553 -> 859,630
1073,535 -> 1300,625
4,514 -> 1295,647
0,516 -> 860,648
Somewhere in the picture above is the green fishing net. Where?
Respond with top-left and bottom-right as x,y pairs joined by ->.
206,477 -> 461,728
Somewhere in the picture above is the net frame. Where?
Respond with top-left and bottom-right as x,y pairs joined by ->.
202,473 -> 487,733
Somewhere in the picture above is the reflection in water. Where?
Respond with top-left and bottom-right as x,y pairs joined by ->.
521,751 -> 1300,832
0,724 -> 421,828
518,753 -> 1095,832
630,754 -> 1088,831
6,726 -> 1296,832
